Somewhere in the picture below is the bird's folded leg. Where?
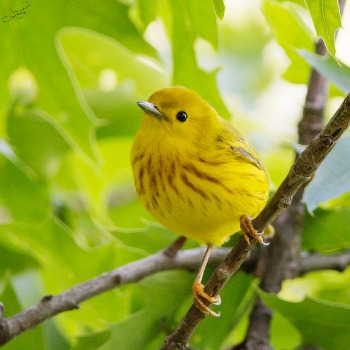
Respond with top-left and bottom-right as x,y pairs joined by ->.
192,245 -> 221,317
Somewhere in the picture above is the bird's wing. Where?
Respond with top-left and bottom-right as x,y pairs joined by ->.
218,119 -> 265,171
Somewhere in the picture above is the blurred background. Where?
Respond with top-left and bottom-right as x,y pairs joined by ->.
1,0 -> 350,349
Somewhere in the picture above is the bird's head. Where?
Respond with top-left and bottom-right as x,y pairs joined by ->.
137,87 -> 221,147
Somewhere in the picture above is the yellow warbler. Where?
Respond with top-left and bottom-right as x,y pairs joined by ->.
131,87 -> 269,316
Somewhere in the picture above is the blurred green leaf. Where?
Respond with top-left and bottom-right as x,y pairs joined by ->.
299,50 -> 350,94
57,27 -> 167,95
54,136 -> 134,225
1,0 -> 349,347
0,0 -> 155,161
167,0 -> 229,117
85,88 -> 142,138
1,219 -> 115,284
57,27 -> 168,139
99,271 -> 193,350
281,268 -> 350,307
44,320 -> 71,350
260,291 -> 350,350
0,2 -> 94,161
270,311 -> 301,350
273,0 -> 305,6
304,0 -> 341,56
186,0 -> 219,49
303,136 -> 350,212
264,0 -> 313,83
7,105 -> 69,178
212,0 -> 225,20
302,208 -> 350,251
310,268 -> 350,306
73,330 -> 111,350
0,157 -> 49,222
0,243 -> 39,276
137,0 -> 158,30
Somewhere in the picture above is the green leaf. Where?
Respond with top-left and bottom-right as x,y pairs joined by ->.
302,207 -> 350,251
0,157 -> 49,222
281,269 -> 350,306
273,0 -> 306,6
7,106 -> 69,178
44,320 -> 71,350
57,27 -> 168,138
304,0 -> 341,56
167,0 -> 229,117
86,88 -> 142,138
260,291 -> 350,350
212,0 -> 225,20
55,136 -> 135,225
137,0 -> 159,29
264,0 -> 314,83
0,3 -> 94,161
0,0 -> 155,162
171,0 -> 219,49
73,330 -> 111,350
99,271 -> 194,350
299,50 -> 350,93
0,243 -> 39,276
270,311 -> 301,350
57,27 -> 167,96
303,136 -> 350,212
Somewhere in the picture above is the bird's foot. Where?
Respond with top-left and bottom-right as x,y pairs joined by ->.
192,281 -> 221,317
240,214 -> 269,246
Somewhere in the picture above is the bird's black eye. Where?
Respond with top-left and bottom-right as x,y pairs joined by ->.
176,111 -> 187,122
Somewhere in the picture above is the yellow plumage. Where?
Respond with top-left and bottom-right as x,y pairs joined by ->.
131,87 -> 268,246
131,86 -> 269,316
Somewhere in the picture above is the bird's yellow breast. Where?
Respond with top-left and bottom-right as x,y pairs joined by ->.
131,132 -> 268,246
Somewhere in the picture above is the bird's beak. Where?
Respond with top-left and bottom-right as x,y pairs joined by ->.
137,101 -> 165,120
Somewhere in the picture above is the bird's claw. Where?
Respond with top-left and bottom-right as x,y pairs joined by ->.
240,214 -> 269,246
192,281 -> 221,317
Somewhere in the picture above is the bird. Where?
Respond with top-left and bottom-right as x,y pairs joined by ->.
130,87 -> 269,317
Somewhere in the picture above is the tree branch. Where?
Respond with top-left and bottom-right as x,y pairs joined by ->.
301,251 -> 350,274
161,92 -> 350,349
237,1 -> 348,347
0,247 -> 227,346
233,38 -> 329,350
0,245 -> 349,346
